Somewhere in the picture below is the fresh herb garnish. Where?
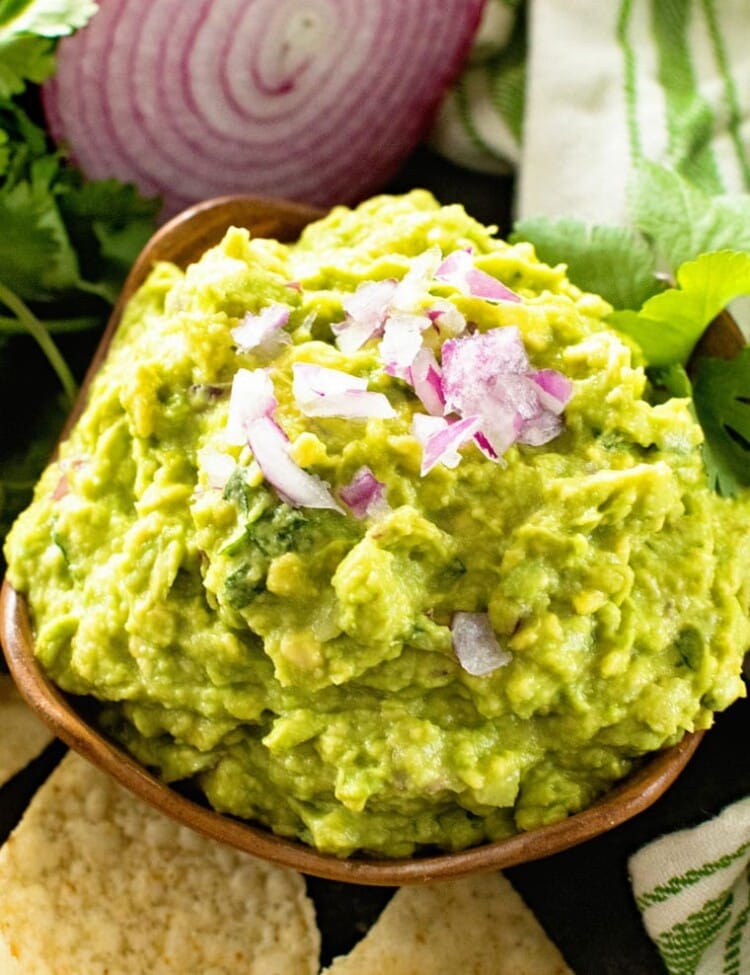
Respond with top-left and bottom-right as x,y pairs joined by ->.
692,348 -> 750,497
609,251 -> 750,369
0,0 -> 98,98
511,161 -> 750,496
509,216 -> 660,311
0,1 -> 160,568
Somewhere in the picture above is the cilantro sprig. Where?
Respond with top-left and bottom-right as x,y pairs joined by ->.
0,0 -> 98,97
0,0 -> 160,570
511,161 -> 750,497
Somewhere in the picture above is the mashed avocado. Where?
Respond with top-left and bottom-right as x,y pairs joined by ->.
5,191 -> 750,857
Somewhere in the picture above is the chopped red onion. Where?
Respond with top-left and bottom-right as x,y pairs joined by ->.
381,312 -> 432,379
292,362 -> 396,419
517,411 -> 564,447
451,612 -> 512,676
472,430 -> 498,461
442,327 -> 529,392
435,249 -> 521,303
246,415 -> 343,512
199,447 -> 237,490
51,458 -> 86,501
334,279 -> 398,354
231,303 -> 291,356
339,466 -> 388,519
52,473 -> 70,501
225,368 -> 277,445
441,328 -> 571,456
412,413 -> 482,475
426,299 -> 468,339
408,346 -> 445,416
225,368 -> 342,509
390,246 -> 443,310
531,369 -> 574,414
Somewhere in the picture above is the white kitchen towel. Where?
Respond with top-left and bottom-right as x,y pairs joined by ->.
434,0 -> 750,225
629,797 -> 750,975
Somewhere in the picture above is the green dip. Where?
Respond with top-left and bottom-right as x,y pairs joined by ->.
6,191 -> 750,857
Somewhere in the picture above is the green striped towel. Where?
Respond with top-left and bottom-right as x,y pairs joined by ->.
433,0 -> 750,224
429,0 -> 524,176
629,798 -> 750,975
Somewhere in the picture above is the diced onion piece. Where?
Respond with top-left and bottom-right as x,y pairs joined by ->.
334,279 -> 398,354
532,368 -> 574,414
435,249 -> 521,303
441,328 -> 527,455
381,312 -> 431,378
43,0 -> 485,215
441,327 -> 572,456
412,413 -> 482,475
246,415 -> 343,511
390,246 -> 443,309
473,429 -> 498,461
231,303 -> 291,356
198,447 -> 237,490
516,411 -> 564,447
292,362 -> 395,418
52,474 -> 70,501
225,368 -> 277,445
339,466 -> 388,519
427,299 -> 468,339
409,346 -> 445,416
451,612 -> 512,676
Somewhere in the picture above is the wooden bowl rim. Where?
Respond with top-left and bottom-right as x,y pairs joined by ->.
0,194 -> 715,885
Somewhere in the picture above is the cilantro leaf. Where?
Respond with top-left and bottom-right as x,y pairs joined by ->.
510,215 -> 662,310
0,0 -> 98,94
650,363 -> 693,399
0,33 -> 55,97
628,161 -> 750,274
57,177 -> 160,303
0,154 -> 82,298
0,174 -> 66,295
0,0 -> 97,34
692,348 -> 750,496
608,251 -> 750,368
0,100 -> 159,305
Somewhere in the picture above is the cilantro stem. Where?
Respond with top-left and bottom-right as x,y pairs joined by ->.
0,479 -> 36,492
0,283 -> 78,405
0,314 -> 100,335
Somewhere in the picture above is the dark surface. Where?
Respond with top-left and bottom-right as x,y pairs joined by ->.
1,145 -> 748,973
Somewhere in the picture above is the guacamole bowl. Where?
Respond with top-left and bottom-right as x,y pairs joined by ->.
1,194 -> 745,885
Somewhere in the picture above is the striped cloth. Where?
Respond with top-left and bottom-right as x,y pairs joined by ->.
429,0 -> 524,177
431,0 -> 750,224
629,798 -> 750,975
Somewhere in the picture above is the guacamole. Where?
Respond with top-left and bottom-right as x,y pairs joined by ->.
5,191 -> 750,857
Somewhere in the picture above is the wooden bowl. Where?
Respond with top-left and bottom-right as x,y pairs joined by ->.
0,195 -> 739,886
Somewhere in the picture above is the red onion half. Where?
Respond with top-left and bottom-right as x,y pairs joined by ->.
43,0 -> 486,216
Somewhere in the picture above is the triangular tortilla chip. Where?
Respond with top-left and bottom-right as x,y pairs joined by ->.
322,872 -> 573,974
0,751 -> 320,975
0,675 -> 53,786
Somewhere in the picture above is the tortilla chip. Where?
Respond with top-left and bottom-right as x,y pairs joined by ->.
0,675 -> 53,786
322,872 -> 573,974
0,752 -> 320,975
